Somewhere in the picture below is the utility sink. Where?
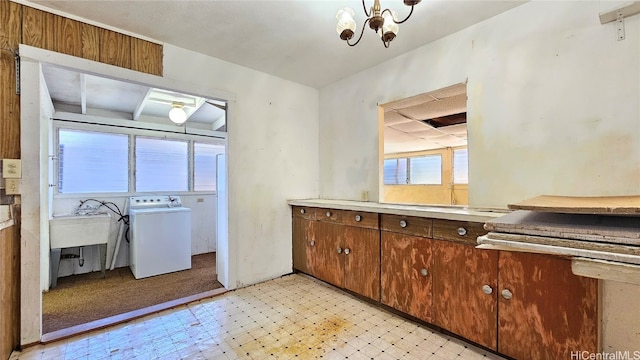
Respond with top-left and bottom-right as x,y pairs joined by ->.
49,213 -> 111,248
49,213 -> 111,288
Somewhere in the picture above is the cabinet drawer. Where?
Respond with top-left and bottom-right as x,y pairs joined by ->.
432,219 -> 487,245
292,206 -> 316,220
341,210 -> 379,229
317,208 -> 342,223
381,214 -> 432,238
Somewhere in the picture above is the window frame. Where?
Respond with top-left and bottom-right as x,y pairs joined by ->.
53,120 -> 225,198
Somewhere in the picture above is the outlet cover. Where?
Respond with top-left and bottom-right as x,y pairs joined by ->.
2,159 -> 21,178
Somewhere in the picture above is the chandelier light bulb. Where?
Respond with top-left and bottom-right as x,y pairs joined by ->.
336,7 -> 356,40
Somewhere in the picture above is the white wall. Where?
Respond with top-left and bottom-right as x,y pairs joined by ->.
319,0 -> 640,352
162,44 -> 320,287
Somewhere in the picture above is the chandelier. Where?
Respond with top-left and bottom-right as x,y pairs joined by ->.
336,0 -> 422,48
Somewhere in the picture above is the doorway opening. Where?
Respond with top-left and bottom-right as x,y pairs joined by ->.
28,58 -> 228,341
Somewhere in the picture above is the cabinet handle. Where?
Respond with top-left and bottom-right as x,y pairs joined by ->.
337,247 -> 343,254
501,289 -> 513,300
420,268 -> 428,277
300,208 -> 305,214
482,285 -> 493,295
400,220 -> 408,228
344,248 -> 350,255
354,214 -> 362,222
309,240 -> 315,247
326,211 -> 332,218
457,227 -> 467,236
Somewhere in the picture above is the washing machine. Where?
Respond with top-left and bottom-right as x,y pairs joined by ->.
129,195 -> 191,279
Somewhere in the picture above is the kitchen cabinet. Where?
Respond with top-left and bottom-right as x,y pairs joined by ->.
292,206 -> 318,277
498,251 -> 598,360
293,207 -> 380,301
432,219 -> 498,350
315,209 -> 380,301
381,215 -> 433,322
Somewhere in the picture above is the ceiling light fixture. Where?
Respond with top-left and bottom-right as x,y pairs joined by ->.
336,0 -> 421,48
168,103 -> 187,125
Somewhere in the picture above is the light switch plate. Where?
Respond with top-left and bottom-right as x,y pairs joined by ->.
5,179 -> 19,194
2,159 -> 21,178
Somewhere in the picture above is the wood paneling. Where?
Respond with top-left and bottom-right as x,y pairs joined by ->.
22,6 -> 55,50
131,37 -> 162,76
432,219 -> 487,246
380,214 -> 432,238
433,241 -> 498,350
314,222 -> 344,287
381,231 -> 433,322
53,14 -> 82,57
0,0 -> 21,158
79,23 -> 100,61
498,252 -> 598,360
99,28 -> 131,68
1,208 -> 21,360
343,226 -> 380,301
0,0 -> 21,49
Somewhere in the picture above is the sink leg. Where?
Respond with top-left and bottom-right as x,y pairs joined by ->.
50,248 -> 61,288
99,244 -> 107,278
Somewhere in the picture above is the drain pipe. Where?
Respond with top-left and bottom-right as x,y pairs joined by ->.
79,246 -> 85,267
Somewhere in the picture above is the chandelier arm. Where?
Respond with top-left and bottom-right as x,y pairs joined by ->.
362,0 -> 372,17
347,18 -> 371,47
383,5 -> 415,24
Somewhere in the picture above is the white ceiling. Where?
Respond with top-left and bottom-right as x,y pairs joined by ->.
24,0 -> 527,89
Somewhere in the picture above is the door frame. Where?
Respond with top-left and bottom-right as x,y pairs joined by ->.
18,45 -> 237,345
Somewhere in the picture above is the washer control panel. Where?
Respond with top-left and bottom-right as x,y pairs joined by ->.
129,195 -> 182,209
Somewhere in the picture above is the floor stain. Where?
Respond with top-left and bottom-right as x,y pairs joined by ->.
233,315 -> 349,358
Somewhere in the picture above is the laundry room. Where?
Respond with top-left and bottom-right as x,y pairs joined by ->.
37,64 -> 228,335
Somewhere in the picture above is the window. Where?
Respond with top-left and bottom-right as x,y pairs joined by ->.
58,129 -> 129,193
135,137 -> 189,192
194,143 -> 225,191
409,155 -> 442,185
384,158 -> 408,184
453,148 -> 468,184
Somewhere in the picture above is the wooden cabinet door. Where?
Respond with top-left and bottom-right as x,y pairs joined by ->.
314,221 -> 345,288
381,231 -> 433,322
292,217 -> 314,275
498,252 -> 598,360
343,226 -> 380,301
433,241 -> 498,350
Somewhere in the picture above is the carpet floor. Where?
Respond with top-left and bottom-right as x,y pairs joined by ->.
42,252 -> 223,334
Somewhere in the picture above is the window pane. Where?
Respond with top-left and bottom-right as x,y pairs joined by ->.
384,158 -> 407,185
453,148 -> 469,184
135,137 -> 188,192
58,129 -> 128,193
409,155 -> 442,185
194,143 -> 225,191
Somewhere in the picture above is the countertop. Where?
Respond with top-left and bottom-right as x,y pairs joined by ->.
287,199 -> 508,223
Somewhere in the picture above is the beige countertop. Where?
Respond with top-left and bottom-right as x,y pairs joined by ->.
287,199 -> 507,223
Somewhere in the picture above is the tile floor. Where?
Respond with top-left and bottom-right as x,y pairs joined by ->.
11,274 -> 507,360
